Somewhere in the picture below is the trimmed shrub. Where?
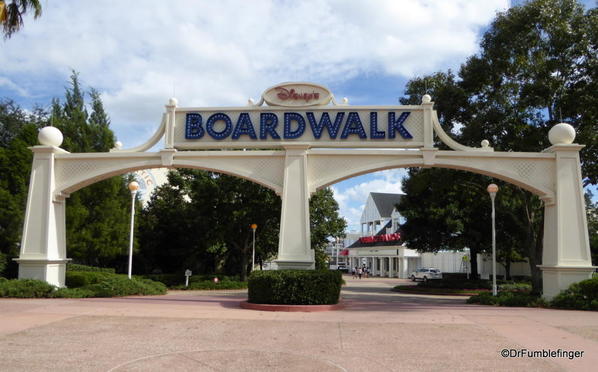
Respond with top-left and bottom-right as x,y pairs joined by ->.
67,264 -> 115,273
248,270 -> 342,305
0,279 -> 56,298
467,291 -> 546,307
498,282 -> 532,292
144,273 -> 243,287
66,271 -> 112,288
172,280 -> 247,290
84,276 -> 166,297
419,279 -> 491,290
550,277 -> 598,311
52,287 -> 95,298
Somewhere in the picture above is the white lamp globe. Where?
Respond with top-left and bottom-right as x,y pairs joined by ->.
487,183 -> 499,194
421,94 -> 432,104
128,181 -> 140,192
548,123 -> 576,145
38,126 -> 63,147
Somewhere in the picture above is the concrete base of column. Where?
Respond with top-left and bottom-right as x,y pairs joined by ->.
14,258 -> 70,287
539,265 -> 596,300
272,260 -> 315,270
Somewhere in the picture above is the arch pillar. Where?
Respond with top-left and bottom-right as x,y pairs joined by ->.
14,146 -> 69,287
273,145 -> 314,269
540,145 -> 595,299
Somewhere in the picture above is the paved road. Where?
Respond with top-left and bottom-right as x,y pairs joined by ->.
0,276 -> 596,371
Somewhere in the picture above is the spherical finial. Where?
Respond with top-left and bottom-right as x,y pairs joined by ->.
342,97 -> 349,104
548,123 -> 576,145
128,181 -> 140,192
38,126 -> 63,147
248,98 -> 255,106
114,141 -> 123,150
421,94 -> 432,104
487,183 -> 499,194
168,97 -> 178,106
250,223 -> 258,230
481,139 -> 490,148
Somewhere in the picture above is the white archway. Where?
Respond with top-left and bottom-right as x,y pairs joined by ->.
16,83 -> 593,299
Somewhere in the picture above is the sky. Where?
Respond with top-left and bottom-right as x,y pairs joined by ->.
3,0 -> 592,232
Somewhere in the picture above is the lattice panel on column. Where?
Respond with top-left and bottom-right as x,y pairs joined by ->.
403,112 -> 423,141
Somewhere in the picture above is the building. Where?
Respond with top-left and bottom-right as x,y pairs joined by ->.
345,192 -> 530,279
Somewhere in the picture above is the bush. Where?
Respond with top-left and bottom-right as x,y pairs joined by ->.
144,273 -> 242,287
419,279 -> 492,290
52,287 -> 95,298
248,270 -> 342,305
550,277 -> 598,311
84,276 -> 167,297
172,280 -> 247,290
0,279 -> 56,298
467,291 -> 545,307
66,271 -> 112,288
498,282 -> 531,292
67,264 -> 115,273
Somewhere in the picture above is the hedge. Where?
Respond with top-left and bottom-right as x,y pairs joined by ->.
144,273 -> 242,287
550,276 -> 598,311
172,280 -> 247,290
0,278 -> 56,298
467,291 -> 546,307
67,264 -> 115,273
248,270 -> 342,305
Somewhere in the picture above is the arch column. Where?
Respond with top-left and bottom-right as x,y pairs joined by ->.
540,145 -> 595,299
15,146 -> 69,287
274,145 -> 314,269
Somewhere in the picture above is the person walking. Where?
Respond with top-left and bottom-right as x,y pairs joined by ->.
352,267 -> 356,279
357,266 -> 362,279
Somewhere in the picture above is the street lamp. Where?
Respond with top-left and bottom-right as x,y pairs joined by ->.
127,181 -> 139,279
250,223 -> 257,271
487,183 -> 499,296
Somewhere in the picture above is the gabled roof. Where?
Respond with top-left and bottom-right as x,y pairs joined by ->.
370,192 -> 402,218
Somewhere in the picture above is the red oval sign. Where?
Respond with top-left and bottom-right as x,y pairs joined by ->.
262,82 -> 332,107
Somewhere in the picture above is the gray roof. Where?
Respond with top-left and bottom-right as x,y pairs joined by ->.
370,192 -> 402,218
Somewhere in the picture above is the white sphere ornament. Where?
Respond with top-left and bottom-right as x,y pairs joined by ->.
128,181 -> 140,192
168,97 -> 178,106
481,140 -> 490,148
114,141 -> 123,150
38,126 -> 63,147
548,123 -> 576,145
421,94 -> 432,104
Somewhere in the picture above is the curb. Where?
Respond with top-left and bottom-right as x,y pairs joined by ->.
240,301 -> 344,312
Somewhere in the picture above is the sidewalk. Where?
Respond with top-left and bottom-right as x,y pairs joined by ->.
0,276 -> 596,371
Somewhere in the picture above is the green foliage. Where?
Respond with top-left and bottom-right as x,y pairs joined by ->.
248,270 -> 342,305
172,280 -> 247,290
139,169 -> 345,280
50,72 -> 133,267
83,276 -> 166,297
550,276 -> 598,311
0,278 -> 55,298
418,279 -> 492,290
2,0 -> 43,39
143,273 -> 241,287
51,287 -> 95,298
67,263 -> 115,273
65,271 -> 112,287
310,188 -> 347,269
467,291 -> 546,307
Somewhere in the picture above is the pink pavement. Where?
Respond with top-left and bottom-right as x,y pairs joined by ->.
0,276 -> 596,371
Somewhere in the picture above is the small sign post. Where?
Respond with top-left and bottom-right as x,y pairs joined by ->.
184,269 -> 192,287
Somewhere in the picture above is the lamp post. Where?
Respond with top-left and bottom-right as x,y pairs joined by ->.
487,183 -> 499,296
127,181 -> 139,279
250,224 -> 257,271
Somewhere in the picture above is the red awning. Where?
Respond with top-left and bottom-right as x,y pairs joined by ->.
339,249 -> 349,256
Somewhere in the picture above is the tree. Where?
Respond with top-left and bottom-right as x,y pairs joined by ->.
0,99 -> 46,277
310,188 -> 347,269
1,0 -> 42,39
50,72 -> 133,267
397,0 -> 596,293
139,170 -> 346,278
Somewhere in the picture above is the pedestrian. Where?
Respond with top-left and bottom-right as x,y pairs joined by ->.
357,267 -> 362,279
352,267 -> 356,279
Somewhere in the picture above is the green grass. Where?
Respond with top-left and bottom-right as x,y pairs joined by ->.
392,285 -> 488,295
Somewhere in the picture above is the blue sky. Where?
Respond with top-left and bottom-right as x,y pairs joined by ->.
1,0 -> 594,231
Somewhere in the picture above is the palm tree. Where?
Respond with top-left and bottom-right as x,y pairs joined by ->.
1,0 -> 42,39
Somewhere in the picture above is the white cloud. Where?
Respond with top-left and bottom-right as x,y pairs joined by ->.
331,169 -> 407,231
0,0 -> 509,147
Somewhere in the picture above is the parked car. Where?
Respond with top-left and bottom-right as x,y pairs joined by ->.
409,268 -> 442,282
337,264 -> 349,272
